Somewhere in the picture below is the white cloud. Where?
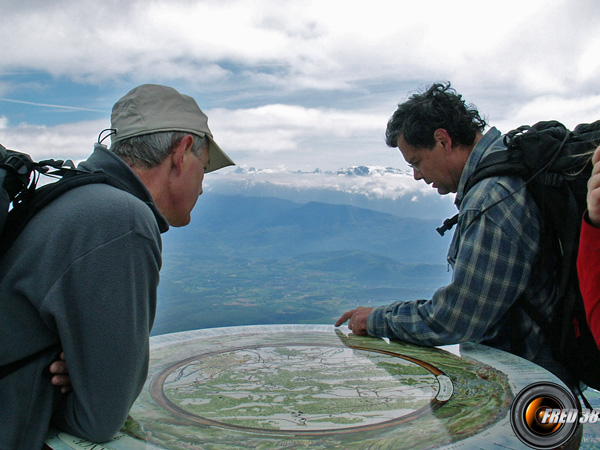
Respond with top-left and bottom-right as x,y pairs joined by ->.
0,103 -> 392,172
494,94 -> 600,133
206,104 -> 391,170
210,104 -> 384,147
1,0 -> 599,173
2,0 -> 595,98
207,167 -> 438,200
0,119 -> 108,161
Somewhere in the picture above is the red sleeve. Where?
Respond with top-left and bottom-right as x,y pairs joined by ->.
578,213 -> 600,350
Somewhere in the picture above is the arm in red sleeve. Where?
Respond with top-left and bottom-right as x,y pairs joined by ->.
578,213 -> 600,350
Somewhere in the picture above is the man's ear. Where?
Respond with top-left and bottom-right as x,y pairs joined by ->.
433,128 -> 453,152
170,134 -> 195,174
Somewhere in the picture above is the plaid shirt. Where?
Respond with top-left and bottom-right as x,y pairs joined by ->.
368,128 -> 561,372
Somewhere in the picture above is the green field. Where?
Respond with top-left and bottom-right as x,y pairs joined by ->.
152,249 -> 450,336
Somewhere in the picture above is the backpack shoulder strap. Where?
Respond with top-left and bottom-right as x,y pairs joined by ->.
0,168 -> 134,380
0,344 -> 62,380
0,169 -> 131,256
436,150 -> 526,236
463,150 -> 527,194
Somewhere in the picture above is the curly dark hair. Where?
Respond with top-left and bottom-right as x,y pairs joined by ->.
385,82 -> 487,149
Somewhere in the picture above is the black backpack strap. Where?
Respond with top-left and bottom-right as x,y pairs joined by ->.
463,150 -> 526,193
436,150 -> 528,236
0,170 -> 129,255
0,343 -> 61,380
0,169 -> 10,231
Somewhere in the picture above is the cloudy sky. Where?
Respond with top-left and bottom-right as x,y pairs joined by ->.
1,0 -> 599,174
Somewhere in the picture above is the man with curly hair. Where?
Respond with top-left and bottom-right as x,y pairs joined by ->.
336,82 -> 569,385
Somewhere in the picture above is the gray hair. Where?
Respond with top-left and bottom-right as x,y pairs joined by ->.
110,131 -> 208,168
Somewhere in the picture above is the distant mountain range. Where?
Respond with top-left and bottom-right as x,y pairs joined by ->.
153,192 -> 453,335
165,193 -> 452,263
233,165 -> 410,177
204,165 -> 457,220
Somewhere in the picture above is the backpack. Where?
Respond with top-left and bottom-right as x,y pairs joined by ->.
438,120 -> 600,393
0,143 -> 130,379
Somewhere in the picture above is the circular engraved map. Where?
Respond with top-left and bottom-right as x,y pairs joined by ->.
150,342 -> 453,435
45,324 -> 572,450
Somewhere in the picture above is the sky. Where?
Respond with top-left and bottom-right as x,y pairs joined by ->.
1,0 -> 600,175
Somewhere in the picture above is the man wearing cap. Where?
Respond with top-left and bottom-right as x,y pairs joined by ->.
0,84 -> 234,449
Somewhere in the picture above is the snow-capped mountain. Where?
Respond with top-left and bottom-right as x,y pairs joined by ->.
334,166 -> 410,176
205,165 -> 456,220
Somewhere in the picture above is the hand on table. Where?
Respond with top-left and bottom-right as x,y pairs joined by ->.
335,307 -> 374,335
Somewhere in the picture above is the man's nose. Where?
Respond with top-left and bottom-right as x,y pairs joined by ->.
413,168 -> 423,181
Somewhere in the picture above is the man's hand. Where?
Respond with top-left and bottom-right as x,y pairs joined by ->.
335,307 -> 374,335
49,352 -> 72,394
588,146 -> 600,227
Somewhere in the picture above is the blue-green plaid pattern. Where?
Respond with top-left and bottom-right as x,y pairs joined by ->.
368,128 -> 558,365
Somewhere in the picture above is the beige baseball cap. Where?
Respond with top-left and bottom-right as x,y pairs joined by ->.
111,84 -> 234,173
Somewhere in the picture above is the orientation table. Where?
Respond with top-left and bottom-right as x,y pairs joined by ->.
45,324 -> 582,449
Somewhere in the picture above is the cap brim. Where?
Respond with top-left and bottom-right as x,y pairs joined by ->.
205,135 -> 235,173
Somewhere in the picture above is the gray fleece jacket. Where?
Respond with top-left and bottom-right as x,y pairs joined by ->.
0,144 -> 169,449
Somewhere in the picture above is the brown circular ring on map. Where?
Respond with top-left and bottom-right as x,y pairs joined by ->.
150,342 -> 453,436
